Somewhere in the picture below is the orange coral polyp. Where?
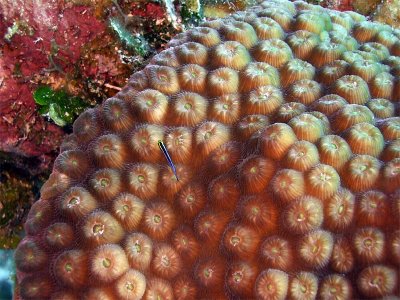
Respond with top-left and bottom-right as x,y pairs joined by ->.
15,239 -> 48,273
53,250 -> 88,288
16,1 -> 400,298
349,59 -> 383,82
221,21 -> 258,48
298,230 -> 334,269
212,41 -> 251,70
92,134 -> 127,168
102,97 -> 134,132
289,112 -> 324,143
209,175 -> 240,210
286,30 -> 320,60
261,123 -> 297,160
319,275 -> 352,299
255,269 -> 289,300
127,163 -> 159,200
44,222 -> 74,249
240,155 -> 275,194
226,261 -> 258,298
368,98 -> 395,121
285,140 -> 319,172
54,150 -> 89,179
251,17 -> 284,40
344,154 -> 381,192
81,211 -> 124,247
294,11 -> 326,34
175,42 -> 208,65
194,121 -> 230,161
59,187 -> 98,220
271,168 -> 305,203
194,257 -> 225,290
129,124 -> 164,162
283,196 -> 323,234
111,193 -> 145,231
72,108 -> 100,144
164,127 -> 193,164
176,182 -> 206,218
357,265 -> 397,298
223,225 -> 260,259
258,7 -> 293,31
252,39 -> 293,68
22,201 -> 46,233
241,195 -> 278,235
311,41 -> 347,68
152,48 -> 180,68
172,92 -> 208,126
90,244 -> 129,283
147,65 -> 180,95
239,62 -> 280,92
209,93 -> 241,124
245,85 -> 283,115
382,158 -> 400,193
289,272 -> 318,300
288,79 -> 321,105
19,275 -> 52,299
151,244 -> 182,279
319,60 -> 349,85
173,276 -> 198,299
260,236 -> 293,271
207,67 -> 239,96
159,164 -> 192,200
280,58 -> 316,88
171,226 -> 200,264
89,168 -> 122,201
382,139 -> 400,161
324,188 -> 355,231
124,232 -> 153,271
236,114 -> 269,140
133,89 -> 169,124
195,211 -> 230,248
356,190 -> 389,227
190,27 -> 221,47
208,141 -> 241,175
379,117 -> 400,141
331,237 -> 355,273
306,163 -> 340,200
332,103 -> 374,132
353,227 -> 386,263
141,201 -> 175,240
333,75 -> 371,105
177,64 -> 207,93
276,102 -> 307,123
114,269 -> 146,300
39,171 -> 70,201
142,277 -> 174,300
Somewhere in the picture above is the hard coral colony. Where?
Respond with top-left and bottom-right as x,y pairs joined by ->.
14,0 -> 400,299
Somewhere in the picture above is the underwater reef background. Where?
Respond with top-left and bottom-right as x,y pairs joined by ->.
0,0 -> 400,299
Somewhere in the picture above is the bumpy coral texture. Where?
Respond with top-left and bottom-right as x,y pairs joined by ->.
15,0 -> 400,299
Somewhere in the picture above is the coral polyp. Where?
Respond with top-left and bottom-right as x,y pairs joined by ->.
15,0 -> 400,298
289,272 -> 318,300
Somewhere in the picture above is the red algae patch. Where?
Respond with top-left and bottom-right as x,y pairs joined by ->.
15,0 -> 400,298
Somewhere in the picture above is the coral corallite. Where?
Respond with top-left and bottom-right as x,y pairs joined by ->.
15,0 -> 400,299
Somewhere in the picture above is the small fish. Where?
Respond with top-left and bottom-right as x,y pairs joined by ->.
158,140 -> 179,181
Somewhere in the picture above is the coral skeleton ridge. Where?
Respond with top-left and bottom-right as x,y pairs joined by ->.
15,0 -> 400,299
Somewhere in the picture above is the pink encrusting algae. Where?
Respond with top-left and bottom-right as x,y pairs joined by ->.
15,0 -> 400,299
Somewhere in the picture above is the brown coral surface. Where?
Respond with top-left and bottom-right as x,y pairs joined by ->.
14,0 -> 400,299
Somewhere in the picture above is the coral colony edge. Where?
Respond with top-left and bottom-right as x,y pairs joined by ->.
14,0 -> 400,299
